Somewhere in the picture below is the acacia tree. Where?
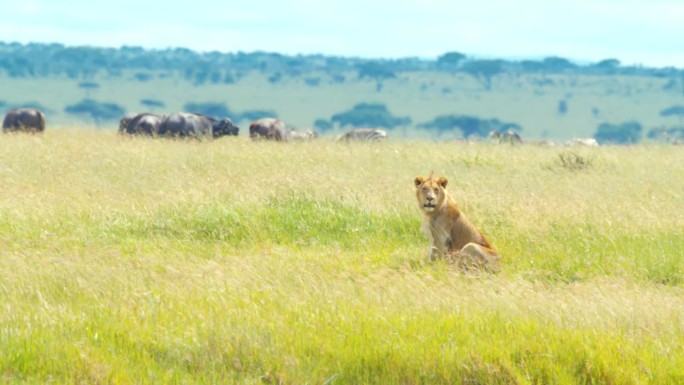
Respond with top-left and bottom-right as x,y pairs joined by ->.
313,119 -> 333,132
590,58 -> 621,75
594,58 -> 620,69
541,56 -> 577,72
418,114 -> 520,138
660,105 -> 684,124
460,60 -> 505,91
78,81 -> 99,98
330,103 -> 410,129
65,99 -> 124,123
437,51 -> 466,72
356,62 -> 396,91
594,121 -> 642,144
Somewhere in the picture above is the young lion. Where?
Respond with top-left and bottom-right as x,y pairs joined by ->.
414,173 -> 501,272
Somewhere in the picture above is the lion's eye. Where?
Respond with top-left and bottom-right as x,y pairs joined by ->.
434,188 -> 439,193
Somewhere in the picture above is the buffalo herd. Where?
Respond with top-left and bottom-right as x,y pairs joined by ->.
1,108 -> 395,143
119,112 -> 239,139
2,107 -> 622,147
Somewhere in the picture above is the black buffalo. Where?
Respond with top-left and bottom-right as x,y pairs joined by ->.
118,112 -> 140,134
193,113 -> 239,137
159,112 -> 239,139
124,113 -> 164,136
249,118 -> 288,141
3,108 -> 46,133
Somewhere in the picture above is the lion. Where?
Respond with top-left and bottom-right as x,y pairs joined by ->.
414,173 -> 501,272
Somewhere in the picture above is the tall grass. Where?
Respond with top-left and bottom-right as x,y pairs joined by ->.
1,130 -> 683,383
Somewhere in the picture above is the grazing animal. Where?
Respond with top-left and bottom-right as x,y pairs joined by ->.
489,129 -> 522,144
164,112 -> 239,138
118,112 -> 139,134
3,108 -> 46,133
124,113 -> 164,136
289,128 -> 318,141
336,128 -> 388,142
203,115 -> 240,138
158,112 -> 216,139
488,130 -> 500,141
414,173 -> 500,272
249,118 -> 288,141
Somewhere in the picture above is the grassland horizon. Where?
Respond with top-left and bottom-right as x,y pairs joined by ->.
3,68 -> 683,143
1,129 -> 683,384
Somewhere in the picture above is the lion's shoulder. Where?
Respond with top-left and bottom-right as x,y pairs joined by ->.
434,196 -> 493,250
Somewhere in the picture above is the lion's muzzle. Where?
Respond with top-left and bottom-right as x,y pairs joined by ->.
423,202 -> 436,212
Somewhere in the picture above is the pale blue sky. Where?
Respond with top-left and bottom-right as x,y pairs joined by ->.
1,0 -> 682,67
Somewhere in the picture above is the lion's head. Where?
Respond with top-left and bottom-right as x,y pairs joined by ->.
414,174 -> 448,214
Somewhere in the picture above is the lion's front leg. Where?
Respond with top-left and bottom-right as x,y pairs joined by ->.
427,233 -> 449,262
427,240 -> 449,261
423,223 -> 441,262
427,245 -> 440,261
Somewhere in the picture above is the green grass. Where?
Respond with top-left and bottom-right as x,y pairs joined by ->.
1,130 -> 684,383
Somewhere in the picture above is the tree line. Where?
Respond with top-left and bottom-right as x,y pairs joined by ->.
1,41 -> 682,86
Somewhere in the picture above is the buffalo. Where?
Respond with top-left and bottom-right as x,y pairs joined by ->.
192,113 -> 239,138
124,113 -> 164,136
120,112 -> 239,139
159,112 -> 238,139
158,112 -> 211,138
118,112 -> 140,134
249,118 -> 288,141
3,108 -> 46,133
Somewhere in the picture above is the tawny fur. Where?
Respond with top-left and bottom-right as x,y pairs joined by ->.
414,173 -> 501,272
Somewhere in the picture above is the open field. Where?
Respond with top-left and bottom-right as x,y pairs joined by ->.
1,129 -> 683,384
2,70 -> 682,141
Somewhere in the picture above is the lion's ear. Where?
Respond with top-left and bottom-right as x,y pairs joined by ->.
437,177 -> 448,188
414,177 -> 424,187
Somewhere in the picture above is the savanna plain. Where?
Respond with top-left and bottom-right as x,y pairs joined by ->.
1,130 -> 683,384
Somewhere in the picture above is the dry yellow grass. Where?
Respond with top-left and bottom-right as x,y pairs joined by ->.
1,129 -> 683,383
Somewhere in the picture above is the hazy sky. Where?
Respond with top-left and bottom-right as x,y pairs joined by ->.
2,0 -> 682,67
